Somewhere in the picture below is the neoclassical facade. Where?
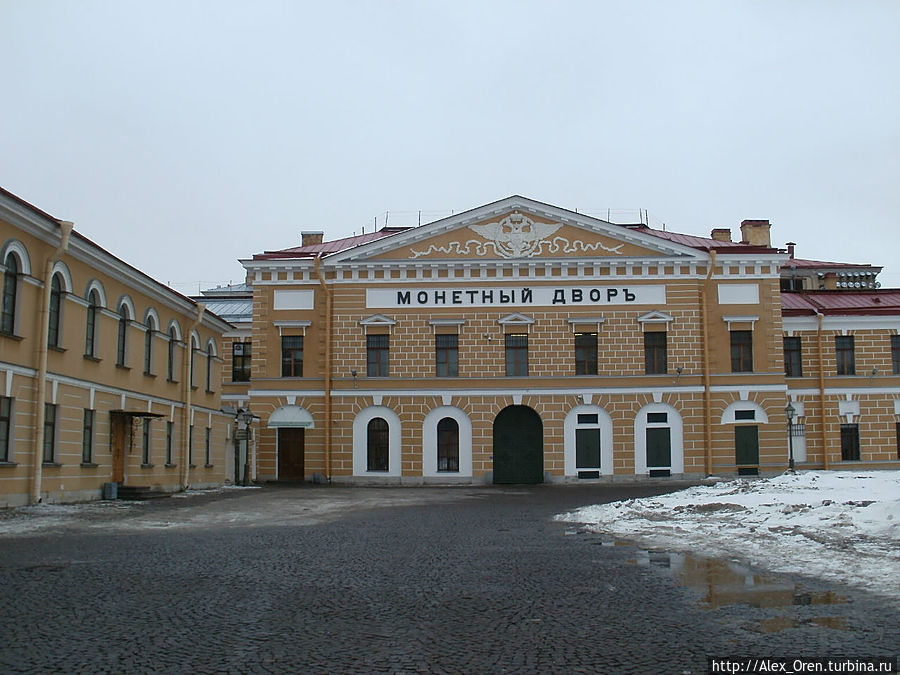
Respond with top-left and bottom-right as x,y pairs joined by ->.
225,196 -> 900,484
1,187 -> 233,506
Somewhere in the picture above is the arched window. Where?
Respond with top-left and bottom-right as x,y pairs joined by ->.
48,274 -> 62,347
437,417 -> 459,472
206,342 -> 214,391
190,335 -> 199,388
85,290 -> 99,357
366,417 -> 389,471
144,316 -> 156,375
167,326 -> 178,381
1,253 -> 18,335
116,304 -> 130,366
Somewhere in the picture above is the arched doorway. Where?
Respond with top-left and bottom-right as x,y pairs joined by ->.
493,405 -> 543,484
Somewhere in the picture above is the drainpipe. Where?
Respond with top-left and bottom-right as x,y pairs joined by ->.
315,254 -> 333,482
181,303 -> 206,489
816,311 -> 829,470
700,250 -> 717,476
30,221 -> 74,505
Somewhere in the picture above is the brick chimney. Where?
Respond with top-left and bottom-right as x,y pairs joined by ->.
710,228 -> 732,242
301,231 -> 324,246
740,219 -> 771,247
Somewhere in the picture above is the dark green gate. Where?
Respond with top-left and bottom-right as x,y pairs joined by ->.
493,405 -> 543,484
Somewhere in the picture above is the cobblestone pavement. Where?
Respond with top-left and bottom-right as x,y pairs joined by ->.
1,484 -> 897,674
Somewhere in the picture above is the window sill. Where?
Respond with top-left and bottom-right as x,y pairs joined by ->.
48,345 -> 66,353
0,461 -> 18,467
205,389 -> 215,395
191,385 -> 199,391
115,364 -> 131,371
164,463 -> 177,468
140,463 -> 154,469
204,464 -> 214,468
166,378 -> 179,384
83,354 -> 102,363
80,462 -> 98,468
189,464 -> 197,469
0,332 -> 24,342
143,371 -> 156,378
229,379 -> 251,384
42,461 -> 62,468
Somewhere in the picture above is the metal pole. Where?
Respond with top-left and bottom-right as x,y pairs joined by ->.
788,417 -> 796,473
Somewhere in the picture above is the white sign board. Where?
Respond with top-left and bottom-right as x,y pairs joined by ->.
366,285 -> 666,309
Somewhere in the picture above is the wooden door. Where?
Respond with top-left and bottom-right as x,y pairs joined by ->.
277,428 -> 305,480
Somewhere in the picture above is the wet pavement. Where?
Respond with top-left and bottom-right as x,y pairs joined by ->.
0,484 -> 897,674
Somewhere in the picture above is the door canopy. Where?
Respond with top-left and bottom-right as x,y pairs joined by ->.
268,405 -> 315,428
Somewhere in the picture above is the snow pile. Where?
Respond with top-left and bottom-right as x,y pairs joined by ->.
558,471 -> 900,601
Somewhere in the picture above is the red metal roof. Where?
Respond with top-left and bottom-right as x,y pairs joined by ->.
783,257 -> 880,270
631,226 -> 774,252
781,290 -> 900,315
254,230 -> 398,260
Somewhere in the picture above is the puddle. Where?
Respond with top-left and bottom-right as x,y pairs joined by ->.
623,546 -> 850,633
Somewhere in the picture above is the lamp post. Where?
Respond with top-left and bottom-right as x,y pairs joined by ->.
785,402 -> 796,473
236,409 -> 255,486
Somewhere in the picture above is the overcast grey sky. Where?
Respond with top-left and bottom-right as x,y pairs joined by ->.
2,1 -> 899,294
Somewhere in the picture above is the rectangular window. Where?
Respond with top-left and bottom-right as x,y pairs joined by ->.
577,413 -> 599,425
82,409 -> 94,464
165,421 -> 174,465
43,403 -> 57,463
205,427 -> 211,466
783,336 -> 803,377
892,335 -> 900,375
0,396 -> 11,462
734,410 -> 756,421
730,330 -> 753,372
835,336 -> 855,375
281,336 -> 304,377
141,419 -> 151,465
644,332 -> 667,375
366,334 -> 389,377
840,423 -> 860,461
574,332 -> 598,375
232,341 -> 252,382
435,334 -> 458,377
647,412 -> 668,423
505,334 -> 528,376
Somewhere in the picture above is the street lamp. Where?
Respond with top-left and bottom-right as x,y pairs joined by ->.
785,402 -> 796,473
234,408 -> 256,486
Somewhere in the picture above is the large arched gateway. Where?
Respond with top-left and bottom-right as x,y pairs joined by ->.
493,405 -> 543,484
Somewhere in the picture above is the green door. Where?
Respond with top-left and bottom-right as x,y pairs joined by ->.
646,427 -> 671,469
576,428 -> 601,478
493,406 -> 543,484
735,425 -> 760,466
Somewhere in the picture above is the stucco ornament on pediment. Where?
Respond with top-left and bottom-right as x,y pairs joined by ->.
409,211 -> 626,259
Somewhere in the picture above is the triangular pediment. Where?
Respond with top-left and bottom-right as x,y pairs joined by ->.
327,196 -> 705,264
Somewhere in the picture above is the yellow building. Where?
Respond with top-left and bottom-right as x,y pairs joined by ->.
233,196 -> 898,485
1,187 -> 233,506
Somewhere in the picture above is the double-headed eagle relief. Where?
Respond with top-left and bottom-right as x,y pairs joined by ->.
409,211 -> 626,259
469,212 -> 562,258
